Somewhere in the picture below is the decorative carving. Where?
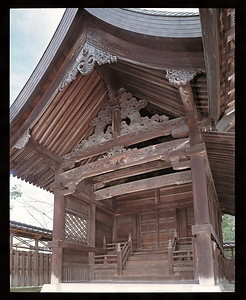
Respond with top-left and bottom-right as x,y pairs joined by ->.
73,107 -> 113,152
165,68 -> 197,85
98,145 -> 136,160
59,42 -> 117,91
13,129 -> 31,149
72,87 -> 169,152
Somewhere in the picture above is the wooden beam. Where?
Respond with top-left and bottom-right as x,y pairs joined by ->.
92,160 -> 171,187
26,137 -> 62,169
87,28 -> 205,69
62,116 -> 187,163
61,138 -> 189,188
94,170 -> 192,200
199,8 -> 221,123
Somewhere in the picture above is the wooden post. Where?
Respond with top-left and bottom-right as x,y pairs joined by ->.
168,239 -> 174,274
103,235 -> 107,251
50,168 -> 65,285
165,70 -> 216,286
10,233 -> 13,287
89,204 -> 96,280
34,237 -> 39,286
117,243 -> 123,275
112,107 -> 121,138
128,233 -> 132,255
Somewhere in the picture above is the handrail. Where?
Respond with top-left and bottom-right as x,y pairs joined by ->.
95,234 -> 133,276
168,235 -> 193,275
117,234 -> 132,275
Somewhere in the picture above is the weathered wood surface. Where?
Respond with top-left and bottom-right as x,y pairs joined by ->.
26,137 -> 62,169
61,138 -> 189,188
94,170 -> 192,200
199,8 -> 221,123
11,250 -> 51,287
93,160 -> 171,189
62,116 -> 187,163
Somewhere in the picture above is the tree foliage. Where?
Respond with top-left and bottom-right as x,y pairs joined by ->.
222,214 -> 235,242
10,184 -> 22,210
10,184 -> 22,200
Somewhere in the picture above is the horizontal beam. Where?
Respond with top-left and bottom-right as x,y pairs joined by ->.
92,160 -> 171,189
61,137 -> 189,188
62,116 -> 187,163
94,170 -> 192,200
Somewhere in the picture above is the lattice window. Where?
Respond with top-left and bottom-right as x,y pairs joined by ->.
64,212 -> 88,243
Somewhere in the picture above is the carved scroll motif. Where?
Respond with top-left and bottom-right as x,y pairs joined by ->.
71,88 -> 169,154
13,129 -> 31,149
73,107 -> 113,152
59,42 -> 117,91
165,69 -> 197,86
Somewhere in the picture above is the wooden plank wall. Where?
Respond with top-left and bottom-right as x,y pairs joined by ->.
11,250 -> 51,287
114,183 -> 194,249
95,208 -> 113,249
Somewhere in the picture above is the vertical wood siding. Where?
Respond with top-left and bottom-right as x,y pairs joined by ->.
10,250 -> 51,287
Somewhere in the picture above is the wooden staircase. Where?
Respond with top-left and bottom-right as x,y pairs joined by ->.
115,249 -> 180,281
94,235 -> 194,282
171,237 -> 194,279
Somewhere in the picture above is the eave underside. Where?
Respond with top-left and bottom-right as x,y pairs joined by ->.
10,8 -> 234,217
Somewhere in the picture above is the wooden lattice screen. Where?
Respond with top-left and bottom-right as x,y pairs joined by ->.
64,212 -> 88,243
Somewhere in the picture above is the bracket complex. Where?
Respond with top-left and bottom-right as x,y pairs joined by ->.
59,42 -> 117,91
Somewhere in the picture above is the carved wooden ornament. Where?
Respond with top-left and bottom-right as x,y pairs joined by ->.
72,88 -> 169,153
165,69 -> 197,86
59,42 -> 117,90
13,129 -> 31,149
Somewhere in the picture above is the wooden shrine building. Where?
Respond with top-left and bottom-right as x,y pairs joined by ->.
10,8 -> 235,292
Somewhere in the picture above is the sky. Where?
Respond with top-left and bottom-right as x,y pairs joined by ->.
10,8 -> 65,228
10,8 -> 66,105
10,8 -> 199,229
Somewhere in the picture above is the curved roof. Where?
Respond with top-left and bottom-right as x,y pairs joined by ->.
10,8 -> 234,215
85,8 -> 202,38
10,220 -> 52,240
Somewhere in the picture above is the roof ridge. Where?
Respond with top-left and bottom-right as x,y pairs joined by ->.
10,220 -> 52,233
122,8 -> 199,17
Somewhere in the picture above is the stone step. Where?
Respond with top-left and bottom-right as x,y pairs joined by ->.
41,282 -> 223,293
113,274 -> 180,281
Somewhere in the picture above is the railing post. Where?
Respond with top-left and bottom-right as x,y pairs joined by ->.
103,236 -> 107,251
117,243 -> 123,275
168,239 -> 174,274
128,233 -> 132,255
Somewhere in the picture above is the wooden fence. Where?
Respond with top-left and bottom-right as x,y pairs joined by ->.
62,263 -> 90,282
224,257 -> 235,283
10,250 -> 51,287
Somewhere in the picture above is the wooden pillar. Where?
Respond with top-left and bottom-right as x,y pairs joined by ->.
50,168 -> 65,285
117,243 -> 123,275
89,204 -> 96,280
168,239 -> 174,274
10,233 -> 13,287
34,236 -> 39,286
165,69 -> 215,285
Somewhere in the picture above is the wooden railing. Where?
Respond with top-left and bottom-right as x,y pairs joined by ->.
168,236 -> 194,277
95,234 -> 132,276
